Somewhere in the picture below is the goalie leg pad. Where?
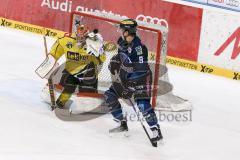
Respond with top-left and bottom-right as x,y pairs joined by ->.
56,91 -> 73,108
56,70 -> 78,108
104,88 -> 123,121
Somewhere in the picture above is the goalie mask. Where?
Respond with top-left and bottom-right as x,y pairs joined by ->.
76,24 -> 89,46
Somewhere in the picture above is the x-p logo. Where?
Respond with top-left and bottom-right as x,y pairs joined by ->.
1,19 -> 12,27
233,72 -> 240,80
200,65 -> 213,73
45,29 -> 57,37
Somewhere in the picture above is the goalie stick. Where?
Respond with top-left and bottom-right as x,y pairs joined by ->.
128,99 -> 158,147
43,36 -> 56,111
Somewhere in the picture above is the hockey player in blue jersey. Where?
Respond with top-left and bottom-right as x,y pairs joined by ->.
104,19 -> 163,143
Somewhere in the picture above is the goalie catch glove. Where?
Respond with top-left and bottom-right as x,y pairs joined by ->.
86,30 -> 104,57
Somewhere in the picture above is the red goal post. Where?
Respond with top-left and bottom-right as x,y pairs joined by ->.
69,11 -> 169,108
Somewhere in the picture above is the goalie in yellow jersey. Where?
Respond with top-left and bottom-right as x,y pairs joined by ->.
37,24 -> 106,109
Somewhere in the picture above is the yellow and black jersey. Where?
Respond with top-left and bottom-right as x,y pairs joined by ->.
50,34 -> 106,75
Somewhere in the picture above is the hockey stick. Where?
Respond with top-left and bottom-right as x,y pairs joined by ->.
128,99 -> 157,147
43,36 -> 56,111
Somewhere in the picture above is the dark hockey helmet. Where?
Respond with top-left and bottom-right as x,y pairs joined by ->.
119,19 -> 138,34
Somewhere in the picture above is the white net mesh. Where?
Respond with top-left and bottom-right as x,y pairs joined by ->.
70,11 -> 192,111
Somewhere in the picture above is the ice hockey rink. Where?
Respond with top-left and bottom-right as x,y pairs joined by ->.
0,26 -> 240,160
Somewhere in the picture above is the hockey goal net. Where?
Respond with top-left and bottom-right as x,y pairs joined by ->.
69,11 -> 192,111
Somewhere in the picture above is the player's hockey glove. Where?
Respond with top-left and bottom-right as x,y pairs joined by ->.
112,81 -> 134,99
108,57 -> 121,75
122,87 -> 134,99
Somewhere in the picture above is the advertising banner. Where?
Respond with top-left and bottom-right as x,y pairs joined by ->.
208,0 -> 240,11
184,0 -> 208,4
0,0 -> 202,62
198,10 -> 240,73
184,0 -> 240,12
0,17 -> 64,38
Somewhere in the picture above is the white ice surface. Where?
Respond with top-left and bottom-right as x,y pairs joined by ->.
0,27 -> 240,160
